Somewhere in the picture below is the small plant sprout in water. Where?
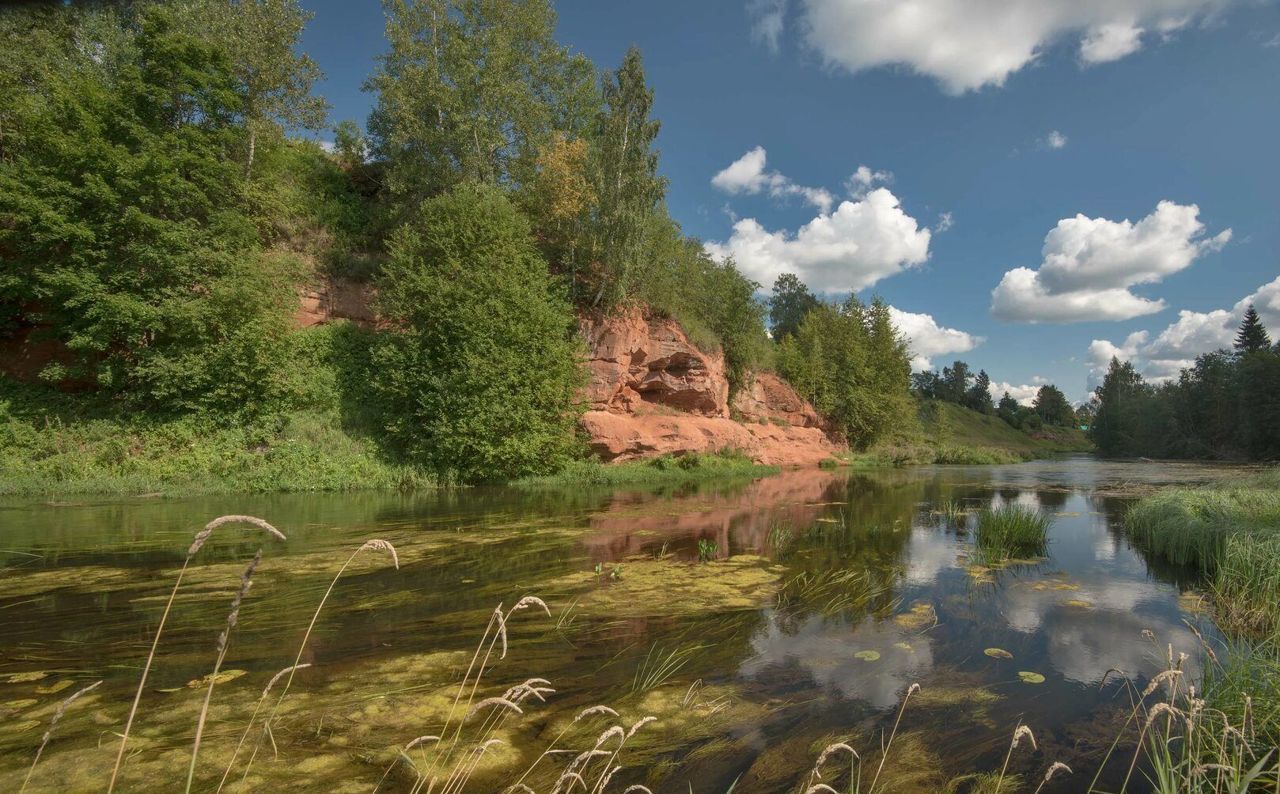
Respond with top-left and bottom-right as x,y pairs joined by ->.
697,538 -> 718,562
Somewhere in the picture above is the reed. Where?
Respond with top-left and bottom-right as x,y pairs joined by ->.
21,680 -> 102,793
975,505 -> 1050,558
186,549 -> 262,794
230,537 -> 397,783
107,515 -> 285,794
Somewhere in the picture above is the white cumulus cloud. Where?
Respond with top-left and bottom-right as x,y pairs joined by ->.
990,200 -> 1231,323
711,146 -> 834,212
706,187 -> 931,293
1043,130 -> 1068,149
797,0 -> 1239,94
988,381 -> 1041,405
888,307 -> 983,370
1087,276 -> 1280,385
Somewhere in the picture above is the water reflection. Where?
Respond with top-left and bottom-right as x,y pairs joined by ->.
0,457 -> 1253,792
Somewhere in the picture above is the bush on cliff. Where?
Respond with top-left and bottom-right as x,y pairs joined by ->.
370,183 -> 584,483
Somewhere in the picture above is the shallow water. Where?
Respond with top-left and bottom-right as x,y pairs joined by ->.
0,456 -> 1254,792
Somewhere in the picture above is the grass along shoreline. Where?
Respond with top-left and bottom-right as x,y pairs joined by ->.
1123,470 -> 1280,787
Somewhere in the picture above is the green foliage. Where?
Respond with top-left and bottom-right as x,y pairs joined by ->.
1127,478 -> 1280,634
1092,324 -> 1280,460
0,6 -> 306,415
768,273 -> 819,341
0,362 -> 432,497
177,0 -> 328,177
515,450 -> 774,488
367,0 -> 596,205
1031,383 -> 1074,426
776,297 -> 917,448
975,505 -> 1050,558
1235,305 -> 1272,354
370,183 -> 583,483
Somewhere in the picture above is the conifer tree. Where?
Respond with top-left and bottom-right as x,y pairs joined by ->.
1234,305 -> 1271,354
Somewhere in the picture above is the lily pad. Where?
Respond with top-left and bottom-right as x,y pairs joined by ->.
1018,671 -> 1046,684
984,648 -> 1013,659
5,671 -> 48,684
36,679 -> 74,694
1063,599 -> 1093,609
893,642 -> 914,651
854,650 -> 881,662
186,669 -> 248,689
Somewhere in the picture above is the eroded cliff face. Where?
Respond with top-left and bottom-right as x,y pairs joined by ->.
579,308 -> 840,466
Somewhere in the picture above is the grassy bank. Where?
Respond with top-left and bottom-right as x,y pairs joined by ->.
515,450 -> 777,488
837,400 -> 1094,468
1123,471 -> 1280,785
1,363 -> 778,497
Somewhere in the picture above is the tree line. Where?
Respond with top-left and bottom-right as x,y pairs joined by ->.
1091,307 -> 1280,460
909,361 -> 1082,431
2,0 -> 929,481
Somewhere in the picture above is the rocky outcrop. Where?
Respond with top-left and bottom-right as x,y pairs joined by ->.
732,372 -> 823,428
579,308 -> 841,466
295,278 -> 376,328
579,309 -> 728,416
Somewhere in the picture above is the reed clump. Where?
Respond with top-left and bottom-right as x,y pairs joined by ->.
1127,479 -> 1280,635
975,505 -> 1051,559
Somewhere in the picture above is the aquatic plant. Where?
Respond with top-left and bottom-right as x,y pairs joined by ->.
697,539 -> 718,562
108,515 -> 286,794
975,505 -> 1050,558
632,643 -> 705,693
767,522 -> 794,557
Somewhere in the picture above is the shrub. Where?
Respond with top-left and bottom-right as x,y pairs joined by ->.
370,183 -> 584,483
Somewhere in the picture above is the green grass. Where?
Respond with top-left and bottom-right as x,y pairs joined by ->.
836,401 -> 1092,469
515,449 -> 777,488
0,405 -> 435,497
1126,476 -> 1280,635
919,400 -> 1092,460
975,505 -> 1051,558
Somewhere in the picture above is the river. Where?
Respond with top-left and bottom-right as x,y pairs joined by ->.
0,456 -> 1254,792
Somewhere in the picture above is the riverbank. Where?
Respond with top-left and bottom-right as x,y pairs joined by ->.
0,371 -> 1090,497
1124,470 -> 1280,780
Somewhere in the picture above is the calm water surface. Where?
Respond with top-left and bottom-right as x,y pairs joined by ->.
0,457 -> 1253,792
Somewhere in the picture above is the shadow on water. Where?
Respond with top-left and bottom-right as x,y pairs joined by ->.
0,457 -> 1255,792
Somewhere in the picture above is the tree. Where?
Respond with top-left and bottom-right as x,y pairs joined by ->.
370,183 -> 583,482
768,273 -> 819,341
912,370 -> 941,399
0,5 -> 299,413
181,0 -> 328,178
332,120 -> 368,170
367,0 -> 595,206
1033,384 -> 1074,426
997,392 -> 1020,425
1235,305 -> 1271,354
1091,359 -> 1153,456
583,46 -> 666,306
965,369 -> 994,414
776,297 -> 916,448
940,360 -> 972,405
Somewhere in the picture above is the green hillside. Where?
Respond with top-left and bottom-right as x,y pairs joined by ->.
921,400 -> 1093,458
848,399 -> 1093,466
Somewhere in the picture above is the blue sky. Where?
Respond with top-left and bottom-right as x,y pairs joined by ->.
299,0 -> 1280,402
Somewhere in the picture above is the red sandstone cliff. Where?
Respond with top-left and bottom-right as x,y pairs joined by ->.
578,308 -> 840,466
